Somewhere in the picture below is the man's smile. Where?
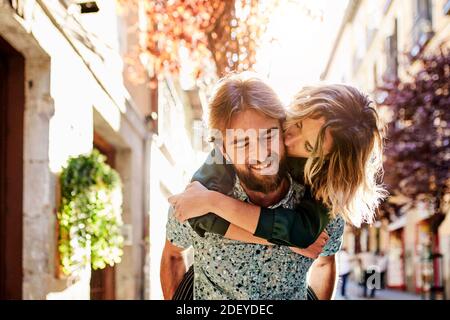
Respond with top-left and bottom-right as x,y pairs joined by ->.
248,158 -> 272,171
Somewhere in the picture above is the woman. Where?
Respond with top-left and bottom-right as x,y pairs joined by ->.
169,83 -> 387,299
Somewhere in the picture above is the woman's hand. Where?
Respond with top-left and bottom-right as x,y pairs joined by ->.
168,181 -> 214,222
288,231 -> 329,259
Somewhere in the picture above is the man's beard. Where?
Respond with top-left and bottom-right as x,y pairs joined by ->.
234,154 -> 288,194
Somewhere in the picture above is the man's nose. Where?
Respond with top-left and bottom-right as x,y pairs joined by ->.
246,141 -> 267,164
248,147 -> 267,164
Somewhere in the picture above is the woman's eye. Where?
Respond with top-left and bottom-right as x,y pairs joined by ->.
295,122 -> 302,130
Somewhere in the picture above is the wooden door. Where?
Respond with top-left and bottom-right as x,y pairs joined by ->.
89,132 -> 117,300
0,36 -> 25,299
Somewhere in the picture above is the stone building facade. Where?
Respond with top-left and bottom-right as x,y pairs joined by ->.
0,0 -> 210,300
0,0 -> 152,299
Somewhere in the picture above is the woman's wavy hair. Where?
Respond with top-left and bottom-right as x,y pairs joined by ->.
284,84 -> 388,226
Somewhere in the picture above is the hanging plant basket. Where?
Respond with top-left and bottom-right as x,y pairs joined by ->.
58,149 -> 124,275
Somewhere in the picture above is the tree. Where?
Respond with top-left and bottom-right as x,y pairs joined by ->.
378,47 -> 450,232
118,0 -> 278,84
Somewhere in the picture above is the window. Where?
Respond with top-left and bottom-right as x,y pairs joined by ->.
385,19 -> 399,79
367,0 -> 382,49
353,25 -> 366,73
417,0 -> 433,24
444,0 -> 450,15
411,0 -> 434,58
8,0 -> 24,17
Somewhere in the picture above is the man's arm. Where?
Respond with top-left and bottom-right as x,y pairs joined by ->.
160,240 -> 187,300
308,215 -> 345,299
308,255 -> 337,300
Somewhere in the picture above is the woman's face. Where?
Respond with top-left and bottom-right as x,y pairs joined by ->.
284,117 -> 333,158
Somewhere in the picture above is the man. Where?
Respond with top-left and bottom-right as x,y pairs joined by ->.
161,73 -> 344,299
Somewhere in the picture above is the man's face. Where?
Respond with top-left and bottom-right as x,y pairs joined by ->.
223,108 -> 288,193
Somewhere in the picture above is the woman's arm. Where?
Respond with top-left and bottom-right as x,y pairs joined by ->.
210,189 -> 330,248
185,149 -> 234,237
179,150 -> 330,248
223,224 -> 327,259
170,181 -> 330,248
225,224 -> 271,245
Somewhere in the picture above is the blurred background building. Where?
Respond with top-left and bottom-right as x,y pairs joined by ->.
321,0 -> 450,299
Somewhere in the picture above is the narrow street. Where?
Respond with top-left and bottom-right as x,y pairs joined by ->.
335,280 -> 421,300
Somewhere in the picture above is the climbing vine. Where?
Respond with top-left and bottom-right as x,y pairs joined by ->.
58,149 -> 124,275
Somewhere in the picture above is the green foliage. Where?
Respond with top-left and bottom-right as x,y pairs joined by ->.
58,149 -> 124,275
